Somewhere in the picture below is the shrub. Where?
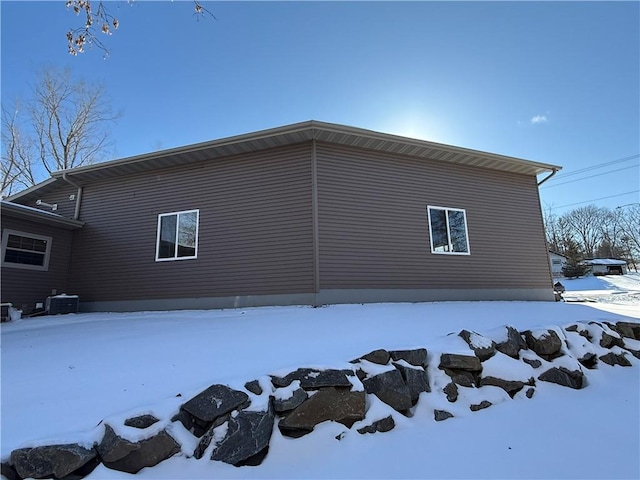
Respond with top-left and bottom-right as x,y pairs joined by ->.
562,264 -> 588,279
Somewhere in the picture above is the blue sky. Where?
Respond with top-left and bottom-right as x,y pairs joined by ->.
1,1 -> 639,213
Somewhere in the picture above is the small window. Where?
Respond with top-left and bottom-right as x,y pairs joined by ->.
155,209 -> 199,261
427,206 -> 470,255
1,229 -> 52,270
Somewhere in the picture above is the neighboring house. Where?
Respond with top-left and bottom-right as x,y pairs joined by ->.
1,121 -> 561,313
549,250 -> 569,277
583,258 -> 628,276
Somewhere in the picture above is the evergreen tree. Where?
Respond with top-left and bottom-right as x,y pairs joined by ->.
561,238 -> 588,278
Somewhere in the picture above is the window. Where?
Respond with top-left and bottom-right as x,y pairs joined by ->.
1,229 -> 52,270
427,206 -> 470,255
155,209 -> 199,261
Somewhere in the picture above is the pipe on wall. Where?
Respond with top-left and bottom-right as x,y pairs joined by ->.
61,173 -> 83,220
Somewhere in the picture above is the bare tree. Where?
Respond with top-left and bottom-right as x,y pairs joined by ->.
543,206 -> 576,254
1,104 -> 36,196
544,203 -> 639,271
1,67 -> 118,196
561,205 -> 606,258
618,204 -> 640,270
66,0 -> 215,57
597,208 -> 624,258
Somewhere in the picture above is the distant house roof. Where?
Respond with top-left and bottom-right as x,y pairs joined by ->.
6,120 -> 561,203
584,258 -> 627,266
0,200 -> 84,230
549,250 -> 568,259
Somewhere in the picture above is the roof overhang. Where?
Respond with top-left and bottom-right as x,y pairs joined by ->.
1,201 -> 84,230
8,120 -> 562,199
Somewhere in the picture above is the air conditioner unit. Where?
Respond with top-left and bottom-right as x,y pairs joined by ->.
46,295 -> 79,315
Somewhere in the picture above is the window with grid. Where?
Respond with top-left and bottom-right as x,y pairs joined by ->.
1,229 -> 52,270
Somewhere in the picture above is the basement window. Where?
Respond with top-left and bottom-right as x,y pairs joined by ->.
427,206 -> 470,255
155,209 -> 199,261
1,229 -> 52,270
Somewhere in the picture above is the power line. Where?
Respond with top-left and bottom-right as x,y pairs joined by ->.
550,190 -> 640,210
541,164 -> 639,189
549,153 -> 639,180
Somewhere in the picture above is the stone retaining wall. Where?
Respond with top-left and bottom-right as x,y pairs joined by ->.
2,320 -> 639,480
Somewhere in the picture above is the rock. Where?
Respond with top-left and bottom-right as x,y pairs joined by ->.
495,326 -> 528,359
96,424 -> 140,463
523,329 -> 563,359
393,362 -> 430,404
193,415 -> 232,459
171,410 -> 194,432
271,368 -> 354,390
389,348 -> 428,368
362,369 -> 413,412
354,349 -> 390,365
525,388 -> 535,399
439,353 -> 482,372
101,430 -> 180,474
538,367 -> 584,389
434,410 -> 454,421
443,382 -> 458,403
1,463 -> 20,480
600,332 -> 624,349
211,405 -> 275,466
470,400 -> 492,411
244,380 -> 263,395
566,324 -> 593,341
523,358 -> 542,369
614,321 -> 640,340
124,414 -> 159,429
181,384 -> 250,424
578,330 -> 593,341
273,387 -> 308,414
357,415 -> 395,434
599,352 -> 632,367
479,376 -> 525,398
458,330 -> 496,361
442,368 -> 477,387
578,353 -> 599,369
10,443 -> 97,480
278,387 -> 366,438
622,347 -> 640,359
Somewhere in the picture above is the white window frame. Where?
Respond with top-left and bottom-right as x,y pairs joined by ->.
155,209 -> 199,262
1,229 -> 53,271
427,205 -> 471,255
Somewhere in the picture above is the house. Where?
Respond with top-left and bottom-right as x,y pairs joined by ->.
583,258 -> 628,276
1,201 -> 83,315
548,250 -> 569,277
1,121 -> 561,314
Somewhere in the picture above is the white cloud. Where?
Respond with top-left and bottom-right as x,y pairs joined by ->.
530,114 -> 548,124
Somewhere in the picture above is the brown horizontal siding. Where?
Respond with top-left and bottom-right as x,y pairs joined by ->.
316,144 -> 552,290
0,216 -> 73,311
68,144 -> 315,302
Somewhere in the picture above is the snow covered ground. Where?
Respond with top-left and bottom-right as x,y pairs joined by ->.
2,274 -> 639,479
